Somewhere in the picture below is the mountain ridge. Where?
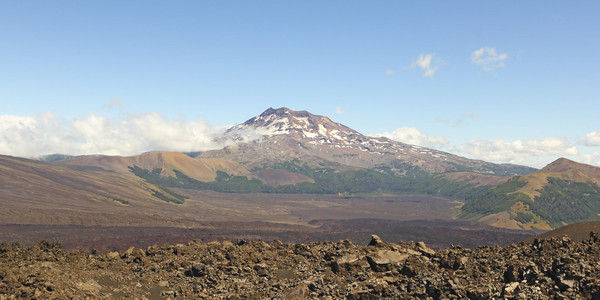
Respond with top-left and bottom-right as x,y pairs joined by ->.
55,151 -> 251,182
460,157 -> 600,230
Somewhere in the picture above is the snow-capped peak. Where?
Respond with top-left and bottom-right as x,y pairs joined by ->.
226,107 -> 361,142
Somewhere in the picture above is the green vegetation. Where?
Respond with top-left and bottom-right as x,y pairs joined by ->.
513,212 -> 534,224
129,160 -> 495,201
150,187 -> 187,204
113,198 -> 130,205
529,177 -> 600,228
128,166 -> 189,204
459,178 -> 529,220
253,159 -> 492,197
490,178 -> 528,194
129,161 -> 600,228
460,176 -> 600,228
174,170 -> 268,193
39,154 -> 75,162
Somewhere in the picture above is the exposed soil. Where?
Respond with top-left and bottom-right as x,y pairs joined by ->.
173,191 -> 459,225
0,218 -> 537,254
526,221 -> 600,243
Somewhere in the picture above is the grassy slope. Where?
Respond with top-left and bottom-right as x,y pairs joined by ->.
54,151 -> 252,182
460,158 -> 600,230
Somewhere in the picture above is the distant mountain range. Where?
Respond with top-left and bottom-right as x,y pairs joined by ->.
3,107 -> 599,231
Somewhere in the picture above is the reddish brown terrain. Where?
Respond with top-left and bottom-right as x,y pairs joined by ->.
526,221 -> 600,243
0,154 -> 538,252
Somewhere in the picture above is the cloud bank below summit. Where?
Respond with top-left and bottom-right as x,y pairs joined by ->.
0,111 -> 240,158
0,111 -> 598,168
371,127 -> 449,149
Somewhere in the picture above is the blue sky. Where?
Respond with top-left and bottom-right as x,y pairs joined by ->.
1,1 -> 599,168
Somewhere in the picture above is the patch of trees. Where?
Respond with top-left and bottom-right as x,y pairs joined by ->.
129,160 -> 496,201
513,212 -> 534,224
530,177 -> 600,228
459,178 -> 528,220
128,166 -> 189,204
175,170 -> 268,193
460,176 -> 600,228
113,198 -> 130,205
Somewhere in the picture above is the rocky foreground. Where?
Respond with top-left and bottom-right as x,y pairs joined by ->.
1,235 -> 600,299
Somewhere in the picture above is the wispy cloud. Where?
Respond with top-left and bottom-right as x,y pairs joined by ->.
102,97 -> 124,109
0,111 -> 239,158
335,106 -> 345,115
371,127 -> 449,148
472,47 -> 509,71
385,53 -> 441,77
580,131 -> 600,146
458,137 -> 578,167
411,53 -> 440,78
436,111 -> 480,126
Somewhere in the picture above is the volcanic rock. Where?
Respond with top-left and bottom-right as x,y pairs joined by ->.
2,235 -> 600,299
368,234 -> 384,246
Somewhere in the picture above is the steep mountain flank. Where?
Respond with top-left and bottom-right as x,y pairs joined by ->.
460,158 -> 600,230
252,168 -> 314,186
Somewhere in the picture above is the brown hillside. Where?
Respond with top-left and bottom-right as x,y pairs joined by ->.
526,221 -> 600,243
517,157 -> 600,199
55,151 -> 251,182
0,155 -> 259,228
472,158 -> 600,231
0,155 -> 175,226
540,157 -> 600,179
441,172 -> 511,186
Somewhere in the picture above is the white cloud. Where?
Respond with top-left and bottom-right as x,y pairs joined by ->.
335,106 -> 345,115
411,53 -> 440,78
581,131 -> 600,146
385,69 -> 396,76
580,152 -> 600,166
472,47 -> 508,71
0,111 -> 240,158
458,137 -> 579,167
371,127 -> 449,148
436,111 -> 480,126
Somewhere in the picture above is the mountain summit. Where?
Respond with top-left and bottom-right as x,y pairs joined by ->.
202,107 -> 535,176
229,107 -> 361,141
540,157 -> 600,179
460,157 -> 600,230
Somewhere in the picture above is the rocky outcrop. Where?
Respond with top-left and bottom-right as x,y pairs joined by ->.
1,235 -> 600,299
